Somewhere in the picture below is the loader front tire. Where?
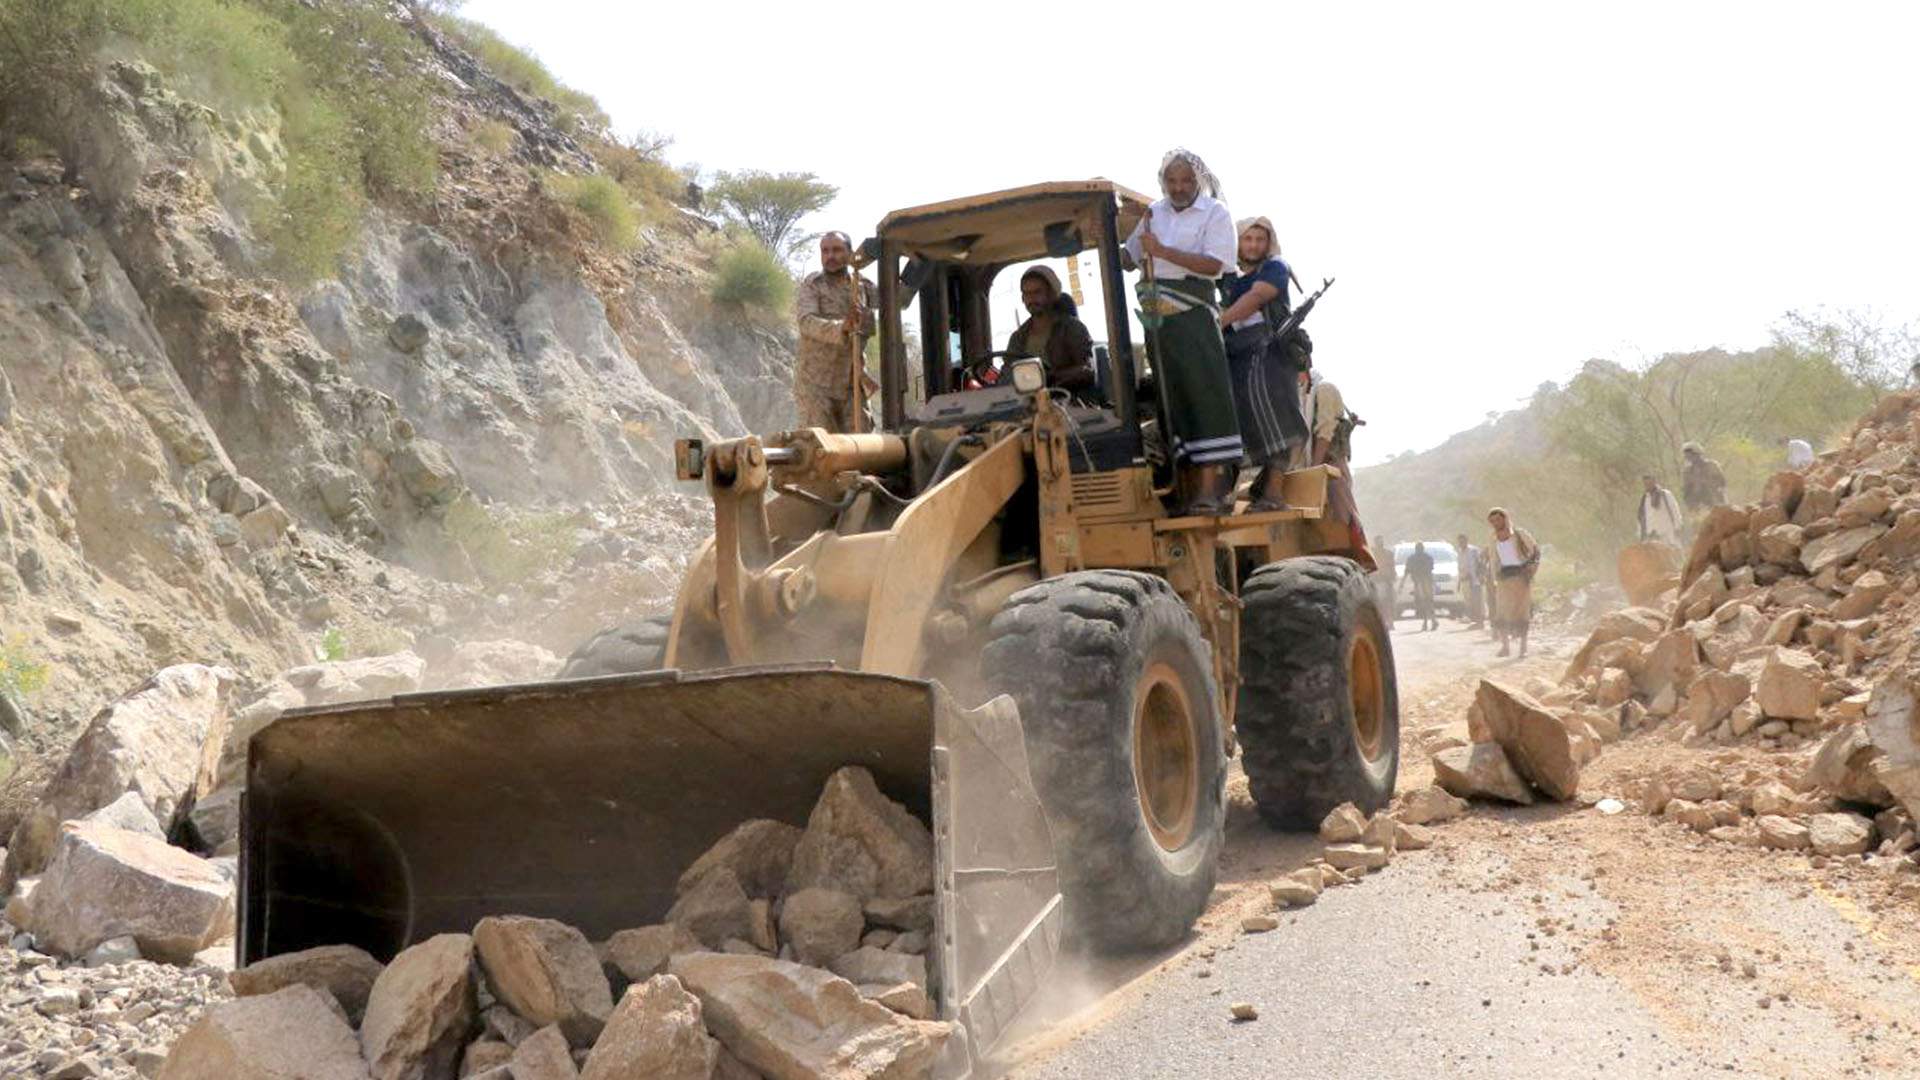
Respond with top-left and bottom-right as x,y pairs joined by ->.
982,571 -> 1225,953
1237,556 -> 1400,828
557,614 -> 673,679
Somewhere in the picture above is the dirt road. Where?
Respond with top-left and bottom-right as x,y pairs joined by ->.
1004,622 -> 1920,1079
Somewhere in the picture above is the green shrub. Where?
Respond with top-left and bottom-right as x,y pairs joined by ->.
319,626 -> 348,662
0,0 -> 439,283
471,118 -> 515,155
711,239 -> 793,313
443,497 -> 579,586
0,635 -> 49,697
432,15 -> 608,138
544,171 -> 638,250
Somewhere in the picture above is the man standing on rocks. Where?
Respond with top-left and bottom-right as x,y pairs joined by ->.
1680,441 -> 1727,515
1486,507 -> 1540,658
792,231 -> 877,433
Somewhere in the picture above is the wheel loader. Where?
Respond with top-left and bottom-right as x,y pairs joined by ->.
239,180 -> 1398,1076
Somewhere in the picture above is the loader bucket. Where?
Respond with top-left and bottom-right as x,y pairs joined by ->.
240,665 -> 1061,1074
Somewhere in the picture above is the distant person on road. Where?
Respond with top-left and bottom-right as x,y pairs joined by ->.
1218,216 -> 1309,509
1406,541 -> 1438,631
1372,532 -> 1397,630
1123,148 -> 1242,514
1005,266 -> 1097,396
1455,531 -> 1486,630
1486,507 -> 1541,658
1784,436 -> 1815,470
1637,474 -> 1685,545
792,231 -> 876,432
1680,442 -> 1727,515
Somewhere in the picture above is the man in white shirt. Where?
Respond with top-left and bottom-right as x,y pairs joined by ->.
1122,149 -> 1243,514
1784,437 -> 1814,470
1636,474 -> 1684,545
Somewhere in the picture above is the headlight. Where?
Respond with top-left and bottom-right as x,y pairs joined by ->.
1010,359 -> 1046,395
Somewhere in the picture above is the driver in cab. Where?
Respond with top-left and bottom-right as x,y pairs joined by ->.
1004,266 -> 1097,397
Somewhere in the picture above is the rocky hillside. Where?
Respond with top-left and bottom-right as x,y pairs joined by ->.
0,16 -> 787,817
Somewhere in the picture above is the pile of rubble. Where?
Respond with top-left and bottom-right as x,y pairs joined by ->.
1426,393 -> 1920,870
155,763 -> 948,1080
0,653 -> 951,1078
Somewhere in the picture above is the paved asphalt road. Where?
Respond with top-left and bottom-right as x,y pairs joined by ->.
998,626 -> 1920,1080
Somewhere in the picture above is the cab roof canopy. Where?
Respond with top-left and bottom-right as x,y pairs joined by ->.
875,180 -> 1153,266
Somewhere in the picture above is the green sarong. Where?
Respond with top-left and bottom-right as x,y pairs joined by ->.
1138,276 -> 1244,465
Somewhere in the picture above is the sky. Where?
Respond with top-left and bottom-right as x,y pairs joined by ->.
461,0 -> 1920,464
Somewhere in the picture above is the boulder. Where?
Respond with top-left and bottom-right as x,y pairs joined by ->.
508,1025 -> 580,1080
387,313 -> 432,353
1677,568 -> 1728,622
678,819 -> 803,900
581,975 -> 717,1080
1761,470 -> 1806,516
1563,607 -> 1667,680
432,640 -> 561,690
393,438 -> 463,507
1807,812 -> 1875,856
1756,648 -> 1823,721
1595,668 -> 1633,707
230,944 -> 384,1024
1865,676 -> 1920,820
239,500 -> 293,549
1755,524 -> 1806,567
27,821 -> 233,962
1392,821 -> 1433,850
1801,524 -> 1888,576
1680,505 -> 1752,591
360,934 -> 476,1080
778,887 -> 863,968
862,895 -> 935,934
603,923 -> 704,984
463,1042 -> 514,1075
78,790 -> 166,843
1634,631 -> 1700,698
1807,725 -> 1891,808
1834,570 -> 1894,621
284,653 -> 428,707
1431,744 -> 1534,805
1317,803 -> 1367,843
1323,843 -> 1391,872
828,946 -> 926,990
665,867 -> 756,948
669,953 -> 948,1080
6,665 -> 231,883
1664,765 -> 1722,804
1469,681 -> 1580,801
159,985 -> 370,1080
1756,815 -> 1812,851
1763,609 -> 1806,646
1617,543 -> 1682,607
785,767 -> 934,902
474,916 -> 613,1047
1269,870 -> 1322,908
1793,484 -> 1840,527
1835,487 -> 1893,528
859,982 -> 934,1021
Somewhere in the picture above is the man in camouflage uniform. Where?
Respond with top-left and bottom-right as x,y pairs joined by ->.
792,231 -> 877,432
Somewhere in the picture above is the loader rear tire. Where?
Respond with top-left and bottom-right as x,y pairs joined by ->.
1236,556 -> 1399,828
982,570 -> 1225,953
557,615 -> 673,679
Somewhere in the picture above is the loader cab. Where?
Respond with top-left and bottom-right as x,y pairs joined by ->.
865,180 -> 1153,470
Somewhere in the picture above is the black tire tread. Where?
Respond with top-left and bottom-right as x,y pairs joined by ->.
982,570 -> 1226,952
557,614 -> 674,679
1237,556 -> 1400,828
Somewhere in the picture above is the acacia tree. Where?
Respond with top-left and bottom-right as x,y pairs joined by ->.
707,170 -> 838,260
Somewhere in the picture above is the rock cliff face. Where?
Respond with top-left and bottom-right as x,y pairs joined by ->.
0,38 -> 788,820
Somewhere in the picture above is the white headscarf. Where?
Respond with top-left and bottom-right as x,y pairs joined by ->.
1157,148 -> 1222,201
